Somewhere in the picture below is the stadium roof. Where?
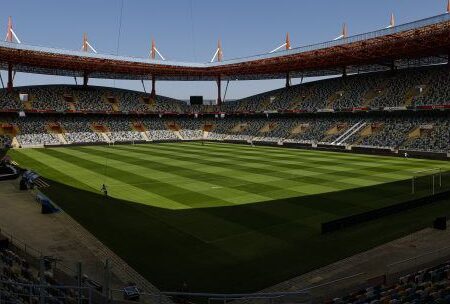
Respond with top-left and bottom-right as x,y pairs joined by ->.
0,13 -> 450,81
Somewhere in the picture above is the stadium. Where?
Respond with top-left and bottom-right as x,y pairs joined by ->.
1,1 -> 450,303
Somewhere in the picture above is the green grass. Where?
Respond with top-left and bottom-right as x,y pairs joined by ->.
7,142 -> 450,292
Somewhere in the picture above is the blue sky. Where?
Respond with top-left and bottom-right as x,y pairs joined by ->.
1,0 -> 448,100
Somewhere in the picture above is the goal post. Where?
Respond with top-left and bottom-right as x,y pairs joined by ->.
411,168 -> 443,195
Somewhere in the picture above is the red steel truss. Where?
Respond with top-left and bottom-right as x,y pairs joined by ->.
0,17 -> 449,82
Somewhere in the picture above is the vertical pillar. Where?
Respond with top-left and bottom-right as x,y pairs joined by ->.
285,33 -> 291,88
217,76 -> 222,105
342,67 -> 347,78
285,72 -> 291,88
103,259 -> 111,301
76,262 -> 82,304
7,63 -> 13,92
151,74 -> 156,98
39,258 -> 45,304
83,73 -> 89,86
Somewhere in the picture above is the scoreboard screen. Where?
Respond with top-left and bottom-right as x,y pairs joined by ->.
190,96 -> 203,105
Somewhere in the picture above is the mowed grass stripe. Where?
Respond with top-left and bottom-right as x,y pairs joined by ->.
34,147 -> 313,243
87,142 -> 442,204
111,144 -> 378,188
111,144 -> 418,190
10,149 -> 94,192
9,148 -> 238,244
189,142 -> 450,173
110,143 -> 450,207
12,143 -> 450,211
18,150 -> 282,244
82,144 -> 421,211
159,143 -> 449,184
20,148 -> 190,209
8,143 -> 450,293
73,146 -> 280,204
43,149 -> 268,208
199,142 -> 448,167
38,148 -> 236,208
78,145 -> 315,200
126,142 -> 436,180
86,144 -> 367,198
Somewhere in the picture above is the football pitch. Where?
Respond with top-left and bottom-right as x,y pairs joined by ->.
8,142 -> 450,292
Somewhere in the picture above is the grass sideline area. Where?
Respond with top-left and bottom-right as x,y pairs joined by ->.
7,142 -> 450,292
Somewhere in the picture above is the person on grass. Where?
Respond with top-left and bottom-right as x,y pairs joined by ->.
101,184 -> 108,197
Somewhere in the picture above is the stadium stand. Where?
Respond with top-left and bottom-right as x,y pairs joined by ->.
0,111 -> 448,153
220,65 -> 450,113
328,262 -> 450,303
1,65 -> 450,115
0,246 -> 89,303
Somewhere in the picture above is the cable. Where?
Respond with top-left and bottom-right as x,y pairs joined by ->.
113,0 -> 124,88
189,0 -> 197,61
104,0 -> 124,186
116,0 -> 124,56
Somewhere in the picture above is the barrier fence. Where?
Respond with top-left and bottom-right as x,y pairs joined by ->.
2,228 -> 450,304
385,245 -> 450,285
0,280 -> 92,304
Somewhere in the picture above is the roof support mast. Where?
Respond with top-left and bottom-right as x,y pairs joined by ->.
269,33 -> 292,87
285,33 -> 291,87
80,33 -> 97,86
149,38 -> 166,98
210,40 -> 223,105
4,16 -> 21,92
333,23 -> 349,77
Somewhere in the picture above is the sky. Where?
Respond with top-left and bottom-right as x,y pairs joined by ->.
1,0 -> 448,101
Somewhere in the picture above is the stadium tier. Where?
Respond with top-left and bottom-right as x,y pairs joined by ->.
1,65 -> 450,114
0,247 -> 89,303
0,65 -> 448,154
0,113 -> 448,154
328,262 -> 450,303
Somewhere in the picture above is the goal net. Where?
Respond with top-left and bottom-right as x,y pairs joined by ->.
411,168 -> 445,195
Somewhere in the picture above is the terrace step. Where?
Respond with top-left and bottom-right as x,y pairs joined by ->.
56,133 -> 67,145
100,132 -> 111,143
140,132 -> 151,142
11,137 -> 19,148
173,131 -> 183,140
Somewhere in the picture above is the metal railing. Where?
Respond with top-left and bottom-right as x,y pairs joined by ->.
108,273 -> 372,304
0,228 -> 100,303
385,245 -> 450,285
0,279 -> 92,304
0,228 -> 43,259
